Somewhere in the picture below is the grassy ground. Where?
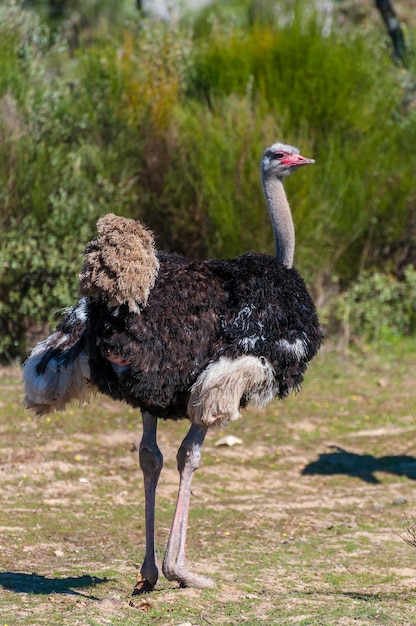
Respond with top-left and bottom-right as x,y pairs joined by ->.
0,338 -> 416,625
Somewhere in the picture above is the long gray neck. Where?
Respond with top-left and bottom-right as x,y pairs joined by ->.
262,172 -> 295,268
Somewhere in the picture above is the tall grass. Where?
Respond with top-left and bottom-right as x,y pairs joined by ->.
188,3 -> 416,284
0,0 -> 415,358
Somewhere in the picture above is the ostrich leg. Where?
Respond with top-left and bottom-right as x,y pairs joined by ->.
133,412 -> 163,594
162,423 -> 215,588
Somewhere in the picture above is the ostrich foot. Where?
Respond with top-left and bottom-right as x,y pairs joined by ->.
132,573 -> 156,595
162,563 -> 215,589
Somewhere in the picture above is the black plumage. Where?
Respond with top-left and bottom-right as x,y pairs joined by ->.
88,251 -> 320,416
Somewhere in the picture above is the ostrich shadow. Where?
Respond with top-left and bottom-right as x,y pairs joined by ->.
0,572 -> 110,598
296,588 -> 409,602
301,445 -> 416,484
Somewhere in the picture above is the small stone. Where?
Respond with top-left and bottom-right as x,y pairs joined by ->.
392,496 -> 408,506
214,435 -> 243,447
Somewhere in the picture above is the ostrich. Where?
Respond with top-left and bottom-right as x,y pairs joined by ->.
23,142 -> 322,593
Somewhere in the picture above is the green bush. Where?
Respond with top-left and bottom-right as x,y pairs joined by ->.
331,266 -> 416,345
0,3 -> 194,358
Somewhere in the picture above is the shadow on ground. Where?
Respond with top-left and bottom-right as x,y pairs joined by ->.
297,589 -> 413,602
0,572 -> 110,597
302,445 -> 416,483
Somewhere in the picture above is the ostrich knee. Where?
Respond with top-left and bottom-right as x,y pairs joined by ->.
139,443 -> 163,478
176,439 -> 202,475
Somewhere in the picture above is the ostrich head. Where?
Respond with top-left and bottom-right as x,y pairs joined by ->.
261,142 -> 315,179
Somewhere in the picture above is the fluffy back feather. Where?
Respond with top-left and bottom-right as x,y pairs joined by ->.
79,213 -> 159,313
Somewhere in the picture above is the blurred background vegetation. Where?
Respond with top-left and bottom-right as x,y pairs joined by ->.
0,0 -> 415,360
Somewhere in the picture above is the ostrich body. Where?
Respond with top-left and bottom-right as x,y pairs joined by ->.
23,142 -> 322,592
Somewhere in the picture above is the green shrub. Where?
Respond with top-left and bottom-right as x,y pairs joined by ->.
0,216 -> 82,358
332,266 -> 416,345
0,4 -> 194,358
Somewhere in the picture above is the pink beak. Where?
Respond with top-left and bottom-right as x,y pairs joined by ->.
281,154 -> 315,167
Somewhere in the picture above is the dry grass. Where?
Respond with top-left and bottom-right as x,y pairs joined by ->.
0,338 -> 416,624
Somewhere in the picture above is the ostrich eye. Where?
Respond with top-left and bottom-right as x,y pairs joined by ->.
274,152 -> 285,159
